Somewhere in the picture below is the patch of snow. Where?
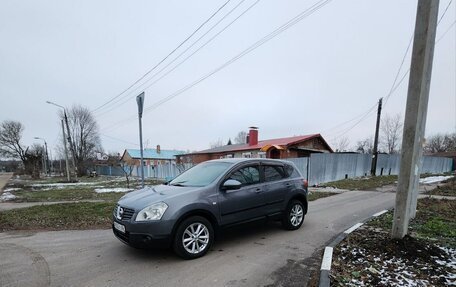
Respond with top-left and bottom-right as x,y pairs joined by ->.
31,182 -> 98,188
94,188 -> 133,193
3,188 -> 21,192
419,175 -> 453,184
0,192 -> 17,201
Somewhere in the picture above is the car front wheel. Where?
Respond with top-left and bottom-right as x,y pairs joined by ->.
282,200 -> 305,230
173,216 -> 214,259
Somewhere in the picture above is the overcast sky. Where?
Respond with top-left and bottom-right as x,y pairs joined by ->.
1,0 -> 455,156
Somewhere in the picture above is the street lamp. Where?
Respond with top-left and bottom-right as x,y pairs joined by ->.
34,137 -> 49,176
46,100 -> 75,181
136,92 -> 145,188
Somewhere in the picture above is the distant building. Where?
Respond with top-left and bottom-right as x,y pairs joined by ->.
177,127 -> 333,164
121,145 -> 186,167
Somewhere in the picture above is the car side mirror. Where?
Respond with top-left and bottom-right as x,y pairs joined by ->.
222,179 -> 242,190
163,176 -> 175,185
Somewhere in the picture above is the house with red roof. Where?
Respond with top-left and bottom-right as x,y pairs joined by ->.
176,127 -> 333,164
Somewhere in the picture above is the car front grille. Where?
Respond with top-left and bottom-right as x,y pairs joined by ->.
114,205 -> 136,221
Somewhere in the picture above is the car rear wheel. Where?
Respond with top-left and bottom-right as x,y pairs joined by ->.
173,216 -> 214,259
282,200 -> 305,230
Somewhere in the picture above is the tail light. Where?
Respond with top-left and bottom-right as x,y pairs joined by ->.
303,179 -> 308,188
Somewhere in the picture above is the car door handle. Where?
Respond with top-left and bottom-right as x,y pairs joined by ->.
255,188 -> 262,193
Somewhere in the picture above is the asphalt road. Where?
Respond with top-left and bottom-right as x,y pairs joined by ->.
0,190 -> 396,287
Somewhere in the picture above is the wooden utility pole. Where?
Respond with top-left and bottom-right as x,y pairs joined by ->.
370,98 -> 382,176
392,0 -> 439,239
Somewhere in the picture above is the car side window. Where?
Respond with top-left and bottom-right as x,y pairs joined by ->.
229,166 -> 260,186
264,165 -> 286,182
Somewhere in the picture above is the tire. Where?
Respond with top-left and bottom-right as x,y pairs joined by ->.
282,200 -> 305,230
173,216 -> 214,259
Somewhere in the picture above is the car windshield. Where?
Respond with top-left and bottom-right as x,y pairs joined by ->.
169,161 -> 232,187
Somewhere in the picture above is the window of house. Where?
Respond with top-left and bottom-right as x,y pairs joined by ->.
242,152 -> 252,158
229,166 -> 260,185
258,152 -> 266,158
264,165 -> 286,182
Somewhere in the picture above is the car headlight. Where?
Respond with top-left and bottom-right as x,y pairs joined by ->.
135,202 -> 168,222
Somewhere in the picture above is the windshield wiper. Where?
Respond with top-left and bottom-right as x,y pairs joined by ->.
170,181 -> 187,186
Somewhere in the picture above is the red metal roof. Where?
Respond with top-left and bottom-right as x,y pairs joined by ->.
188,134 -> 332,154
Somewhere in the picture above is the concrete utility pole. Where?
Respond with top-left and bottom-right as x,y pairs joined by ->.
370,98 -> 382,176
61,120 -> 71,182
136,92 -> 145,188
392,0 -> 439,239
34,137 -> 49,176
63,111 -> 78,177
47,101 -> 77,179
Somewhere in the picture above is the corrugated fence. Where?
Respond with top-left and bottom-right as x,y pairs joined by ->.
303,153 -> 452,185
96,154 -> 453,185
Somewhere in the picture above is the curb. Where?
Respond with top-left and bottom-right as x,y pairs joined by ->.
318,209 -> 389,287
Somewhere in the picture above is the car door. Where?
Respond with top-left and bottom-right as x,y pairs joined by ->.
218,164 -> 266,225
261,164 -> 290,214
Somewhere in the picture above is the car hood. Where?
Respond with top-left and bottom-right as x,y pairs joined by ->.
117,184 -> 202,210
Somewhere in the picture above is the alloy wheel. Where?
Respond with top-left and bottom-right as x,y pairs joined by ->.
290,204 -> 304,227
182,222 -> 210,254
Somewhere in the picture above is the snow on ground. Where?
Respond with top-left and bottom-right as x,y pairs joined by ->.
31,182 -> 98,188
419,175 -> 453,184
0,192 -> 17,201
3,188 -> 22,192
94,188 -> 134,193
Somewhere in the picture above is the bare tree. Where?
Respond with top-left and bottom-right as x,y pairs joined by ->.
355,137 -> 374,154
234,131 -> 247,144
332,137 -> 350,152
119,157 -> 135,188
424,132 -> 456,153
24,144 -> 45,178
381,113 -> 403,154
0,120 -> 28,162
210,138 -> 224,149
60,105 -> 102,176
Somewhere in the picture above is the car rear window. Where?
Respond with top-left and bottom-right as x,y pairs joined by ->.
264,165 -> 286,182
285,164 -> 300,178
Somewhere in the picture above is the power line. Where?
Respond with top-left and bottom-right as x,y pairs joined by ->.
92,0 -> 232,113
384,0 -> 453,107
322,102 -> 378,134
332,0 -> 455,141
100,0 -> 333,133
437,0 -> 453,25
327,104 -> 378,141
436,19 -> 456,43
95,0 -> 255,119
142,0 -> 333,115
100,133 -> 139,147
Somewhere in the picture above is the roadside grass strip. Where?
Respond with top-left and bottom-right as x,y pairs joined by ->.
321,198 -> 456,287
318,222 -> 365,287
0,202 -> 116,231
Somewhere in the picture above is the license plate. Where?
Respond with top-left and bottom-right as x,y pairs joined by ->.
114,221 -> 125,233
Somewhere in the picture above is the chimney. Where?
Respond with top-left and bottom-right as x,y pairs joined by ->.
248,127 -> 258,146
156,145 -> 161,154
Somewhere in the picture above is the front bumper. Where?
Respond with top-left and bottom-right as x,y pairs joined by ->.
112,216 -> 175,249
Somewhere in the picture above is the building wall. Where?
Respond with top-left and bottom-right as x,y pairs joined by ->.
177,137 -> 332,164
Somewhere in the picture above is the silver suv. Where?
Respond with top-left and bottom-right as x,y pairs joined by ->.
113,158 -> 308,259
